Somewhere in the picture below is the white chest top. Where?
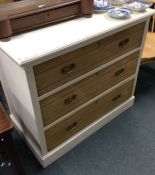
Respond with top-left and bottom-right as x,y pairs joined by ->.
0,8 -> 154,66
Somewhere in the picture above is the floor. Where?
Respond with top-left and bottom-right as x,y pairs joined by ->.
0,63 -> 155,175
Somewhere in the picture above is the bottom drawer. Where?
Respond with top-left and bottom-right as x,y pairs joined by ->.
45,80 -> 134,151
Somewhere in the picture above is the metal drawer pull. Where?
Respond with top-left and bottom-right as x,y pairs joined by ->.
64,94 -> 77,105
61,63 -> 76,74
119,38 -> 130,48
66,122 -> 78,131
112,94 -> 122,101
115,68 -> 125,76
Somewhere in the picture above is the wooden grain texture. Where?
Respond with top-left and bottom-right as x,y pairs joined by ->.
0,0 -> 14,5
40,52 -> 139,126
142,32 -> 155,64
0,103 -> 13,135
11,3 -> 80,33
45,80 -> 134,151
0,0 -> 93,38
145,0 -> 155,3
34,22 -> 145,96
0,0 -> 80,17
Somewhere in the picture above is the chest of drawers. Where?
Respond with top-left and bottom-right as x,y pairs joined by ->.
0,9 -> 154,167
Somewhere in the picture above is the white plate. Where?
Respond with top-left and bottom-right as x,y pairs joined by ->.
120,7 -> 133,14
108,8 -> 131,19
125,1 -> 152,12
94,0 -> 111,12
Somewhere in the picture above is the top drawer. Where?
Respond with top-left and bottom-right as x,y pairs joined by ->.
34,22 -> 145,96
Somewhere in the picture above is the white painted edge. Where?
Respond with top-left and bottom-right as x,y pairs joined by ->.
24,66 -> 48,155
10,97 -> 134,168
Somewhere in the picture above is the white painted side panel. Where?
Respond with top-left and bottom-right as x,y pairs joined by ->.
0,50 -> 40,144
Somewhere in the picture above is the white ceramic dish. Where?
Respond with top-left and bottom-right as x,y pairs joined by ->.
108,8 -> 132,19
125,1 -> 152,12
94,0 -> 112,12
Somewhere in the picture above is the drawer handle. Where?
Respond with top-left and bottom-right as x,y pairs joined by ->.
64,94 -> 77,105
119,38 -> 130,48
112,94 -> 121,102
61,63 -> 76,74
66,122 -> 78,131
115,68 -> 125,76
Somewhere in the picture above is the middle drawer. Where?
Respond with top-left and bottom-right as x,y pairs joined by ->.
40,52 -> 139,126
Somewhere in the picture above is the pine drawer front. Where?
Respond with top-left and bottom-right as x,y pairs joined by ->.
45,80 -> 134,151
34,23 -> 144,96
40,52 -> 139,126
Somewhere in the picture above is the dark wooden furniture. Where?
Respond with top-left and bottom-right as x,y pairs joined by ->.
0,103 -> 26,175
0,0 -> 93,39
